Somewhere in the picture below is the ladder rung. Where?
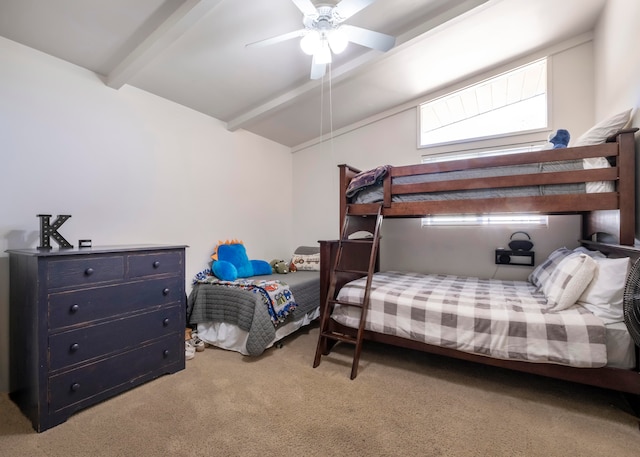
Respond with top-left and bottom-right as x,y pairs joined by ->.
340,239 -> 374,244
334,268 -> 368,275
329,299 -> 364,308
346,211 -> 379,217
320,331 -> 358,345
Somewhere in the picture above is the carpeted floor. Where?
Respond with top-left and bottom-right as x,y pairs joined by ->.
1,323 -> 639,457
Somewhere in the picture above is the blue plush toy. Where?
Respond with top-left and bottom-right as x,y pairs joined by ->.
548,129 -> 570,149
210,239 -> 272,281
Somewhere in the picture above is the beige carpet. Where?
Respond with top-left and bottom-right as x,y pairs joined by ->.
1,323 -> 639,457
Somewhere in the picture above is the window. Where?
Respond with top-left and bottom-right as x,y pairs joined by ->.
419,59 -> 547,147
421,214 -> 548,227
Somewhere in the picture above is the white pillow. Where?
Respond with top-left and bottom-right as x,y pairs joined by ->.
290,253 -> 320,271
573,246 -> 606,258
572,109 -> 632,147
578,257 -> 630,322
543,253 -> 597,311
583,158 -> 614,193
574,109 -> 632,193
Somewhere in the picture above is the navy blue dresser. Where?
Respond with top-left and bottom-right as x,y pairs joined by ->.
7,244 -> 186,432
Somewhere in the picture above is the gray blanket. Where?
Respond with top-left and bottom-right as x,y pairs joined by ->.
187,271 -> 319,356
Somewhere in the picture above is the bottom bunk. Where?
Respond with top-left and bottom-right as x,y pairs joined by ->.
318,240 -> 640,395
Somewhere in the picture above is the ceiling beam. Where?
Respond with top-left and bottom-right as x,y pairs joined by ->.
105,0 -> 224,89
226,0 -> 491,132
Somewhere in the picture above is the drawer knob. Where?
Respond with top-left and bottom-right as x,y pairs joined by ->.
163,318 -> 170,326
153,261 -> 161,268
162,288 -> 170,296
70,343 -> 80,352
163,350 -> 170,358
70,383 -> 80,392
84,267 -> 94,276
69,304 -> 80,314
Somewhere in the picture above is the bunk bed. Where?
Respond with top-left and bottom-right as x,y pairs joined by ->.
318,127 -> 640,396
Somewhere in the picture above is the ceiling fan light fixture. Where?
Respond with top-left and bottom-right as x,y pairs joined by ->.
300,31 -> 320,55
315,39 -> 332,64
248,0 -> 395,80
328,28 -> 348,54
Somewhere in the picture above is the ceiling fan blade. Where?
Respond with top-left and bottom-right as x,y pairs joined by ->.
246,29 -> 306,48
291,0 -> 318,17
310,56 -> 327,80
341,24 -> 395,52
334,0 -> 376,21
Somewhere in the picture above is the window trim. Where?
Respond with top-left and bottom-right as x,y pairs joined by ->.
416,58 -> 552,150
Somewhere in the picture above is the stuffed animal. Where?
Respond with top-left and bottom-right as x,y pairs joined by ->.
270,259 -> 289,274
548,129 -> 570,149
210,240 -> 272,281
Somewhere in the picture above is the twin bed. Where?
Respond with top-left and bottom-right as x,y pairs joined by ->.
187,247 -> 321,356
318,125 -> 640,396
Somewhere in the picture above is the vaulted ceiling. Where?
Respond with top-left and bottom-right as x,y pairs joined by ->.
0,0 -> 607,149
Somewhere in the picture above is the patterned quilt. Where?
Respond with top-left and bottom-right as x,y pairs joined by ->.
195,277 -> 297,325
333,271 -> 607,367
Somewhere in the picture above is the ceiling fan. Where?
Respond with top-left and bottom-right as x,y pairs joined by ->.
246,0 -> 396,80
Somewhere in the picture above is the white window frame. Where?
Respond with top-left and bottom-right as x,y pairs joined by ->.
418,58 -> 549,149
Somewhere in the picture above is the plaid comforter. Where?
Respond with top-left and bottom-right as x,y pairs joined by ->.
333,271 -> 607,367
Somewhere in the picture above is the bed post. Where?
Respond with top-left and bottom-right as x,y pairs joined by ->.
616,129 -> 637,246
582,129 -> 638,245
338,164 -> 362,232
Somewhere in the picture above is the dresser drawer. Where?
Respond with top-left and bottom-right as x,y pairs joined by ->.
48,276 -> 184,330
49,305 -> 182,371
48,335 -> 182,413
128,251 -> 183,278
47,256 -> 124,289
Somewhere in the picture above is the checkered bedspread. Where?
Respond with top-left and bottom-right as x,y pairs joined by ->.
333,271 -> 607,367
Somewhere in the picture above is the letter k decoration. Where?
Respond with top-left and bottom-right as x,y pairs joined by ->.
37,214 -> 73,249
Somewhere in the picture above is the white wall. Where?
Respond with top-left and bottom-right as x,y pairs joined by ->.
594,0 -> 640,119
293,38 -> 598,279
0,37 -> 294,392
594,0 -> 640,233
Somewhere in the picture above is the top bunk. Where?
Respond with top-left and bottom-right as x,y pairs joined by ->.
339,128 -> 638,246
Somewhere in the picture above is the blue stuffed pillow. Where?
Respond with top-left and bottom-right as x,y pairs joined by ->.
212,242 -> 271,281
212,261 -> 239,282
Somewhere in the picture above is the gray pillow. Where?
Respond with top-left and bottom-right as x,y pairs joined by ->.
294,245 -> 320,255
528,247 -> 573,289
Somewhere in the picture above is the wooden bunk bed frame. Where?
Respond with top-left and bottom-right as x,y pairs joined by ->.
319,129 -> 640,395
338,129 -> 638,246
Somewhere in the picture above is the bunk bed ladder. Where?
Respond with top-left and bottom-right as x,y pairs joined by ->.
313,204 -> 383,379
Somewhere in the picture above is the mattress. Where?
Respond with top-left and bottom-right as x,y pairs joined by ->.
350,160 -> 588,204
332,271 -> 635,369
